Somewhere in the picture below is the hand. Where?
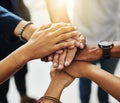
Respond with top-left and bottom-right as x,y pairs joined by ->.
75,44 -> 103,62
63,61 -> 94,78
21,22 -> 79,60
63,34 -> 86,68
50,33 -> 86,70
50,66 -> 74,88
51,48 -> 77,70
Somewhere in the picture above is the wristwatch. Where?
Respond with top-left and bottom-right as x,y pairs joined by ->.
98,40 -> 114,59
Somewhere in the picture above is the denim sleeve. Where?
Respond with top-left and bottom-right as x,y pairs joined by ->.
0,6 -> 22,41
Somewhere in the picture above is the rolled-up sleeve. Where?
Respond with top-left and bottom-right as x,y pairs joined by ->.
0,6 -> 22,40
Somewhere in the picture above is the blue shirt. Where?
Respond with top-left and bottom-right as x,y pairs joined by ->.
0,6 -> 22,41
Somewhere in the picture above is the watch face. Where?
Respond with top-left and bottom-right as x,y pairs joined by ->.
98,40 -> 113,48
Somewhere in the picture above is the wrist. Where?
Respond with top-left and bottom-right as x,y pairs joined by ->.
98,40 -> 114,59
111,41 -> 120,58
44,79 -> 65,99
22,23 -> 37,41
14,20 -> 37,41
96,45 -> 103,59
12,45 -> 30,67
38,96 -> 62,103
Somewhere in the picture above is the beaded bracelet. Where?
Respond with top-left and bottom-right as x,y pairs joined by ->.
38,96 -> 62,103
18,21 -> 33,42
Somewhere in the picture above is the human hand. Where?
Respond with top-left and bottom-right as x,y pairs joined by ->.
21,22 -> 79,60
41,66 -> 75,102
50,66 -> 74,88
49,33 -> 86,70
74,44 -> 102,62
63,61 -> 94,78
50,48 -> 77,70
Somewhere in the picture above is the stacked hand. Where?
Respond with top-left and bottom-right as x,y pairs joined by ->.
20,22 -> 79,61
41,24 -> 86,70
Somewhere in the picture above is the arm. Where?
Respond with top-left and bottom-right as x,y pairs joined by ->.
63,61 -> 120,101
37,68 -> 74,103
46,0 -> 70,23
111,41 -> 120,58
45,0 -> 86,70
75,41 -> 120,61
0,6 -> 37,41
0,23 -> 79,84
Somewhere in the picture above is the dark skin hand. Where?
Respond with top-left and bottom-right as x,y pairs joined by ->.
74,44 -> 102,62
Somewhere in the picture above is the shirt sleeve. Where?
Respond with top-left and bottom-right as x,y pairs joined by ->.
0,6 -> 22,41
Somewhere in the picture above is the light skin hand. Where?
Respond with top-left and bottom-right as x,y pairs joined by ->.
21,23 -> 78,60
50,33 -> 86,70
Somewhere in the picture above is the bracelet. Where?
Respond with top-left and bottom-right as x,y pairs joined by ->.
19,21 -> 33,42
38,96 -> 62,103
63,71 -> 75,79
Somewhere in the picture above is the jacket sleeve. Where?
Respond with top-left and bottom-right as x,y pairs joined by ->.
0,6 -> 22,41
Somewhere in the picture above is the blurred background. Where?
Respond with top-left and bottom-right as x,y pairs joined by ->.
7,0 -> 120,103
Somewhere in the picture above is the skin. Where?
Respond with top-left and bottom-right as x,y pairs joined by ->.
38,1 -> 120,102
63,61 -> 120,101
74,41 -> 120,62
38,41 -> 120,102
0,21 -> 80,84
45,0 -> 86,70
37,68 -> 74,103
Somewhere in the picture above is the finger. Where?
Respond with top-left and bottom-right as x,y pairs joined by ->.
65,47 -> 77,66
57,49 -> 67,70
48,54 -> 54,61
72,33 -> 81,41
52,53 -> 59,68
39,23 -> 52,30
45,22 -> 71,33
54,25 -> 77,37
54,40 -> 75,51
79,35 -> 86,49
65,38 -> 76,49
55,31 -> 78,44
73,34 -> 81,47
50,66 -> 57,79
55,50 -> 64,54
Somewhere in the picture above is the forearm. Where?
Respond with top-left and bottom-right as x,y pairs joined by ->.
38,70 -> 74,103
38,84 -> 63,103
0,6 -> 37,41
75,41 -> 120,61
85,65 -> 120,101
14,20 -> 37,41
46,0 -> 70,23
44,80 -> 64,100
111,41 -> 120,58
0,45 -> 29,84
64,61 -> 120,101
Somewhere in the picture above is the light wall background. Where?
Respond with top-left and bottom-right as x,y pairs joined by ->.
7,0 -> 120,103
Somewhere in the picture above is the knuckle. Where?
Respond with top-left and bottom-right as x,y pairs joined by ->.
60,34 -> 66,39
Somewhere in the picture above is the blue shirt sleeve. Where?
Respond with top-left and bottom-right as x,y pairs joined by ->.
0,6 -> 22,41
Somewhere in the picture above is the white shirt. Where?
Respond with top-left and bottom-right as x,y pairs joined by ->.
68,0 -> 120,44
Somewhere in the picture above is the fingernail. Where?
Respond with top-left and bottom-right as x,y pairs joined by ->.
48,57 -> 52,61
53,63 -> 58,67
65,61 -> 70,66
58,65 -> 63,70
79,43 -> 84,49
